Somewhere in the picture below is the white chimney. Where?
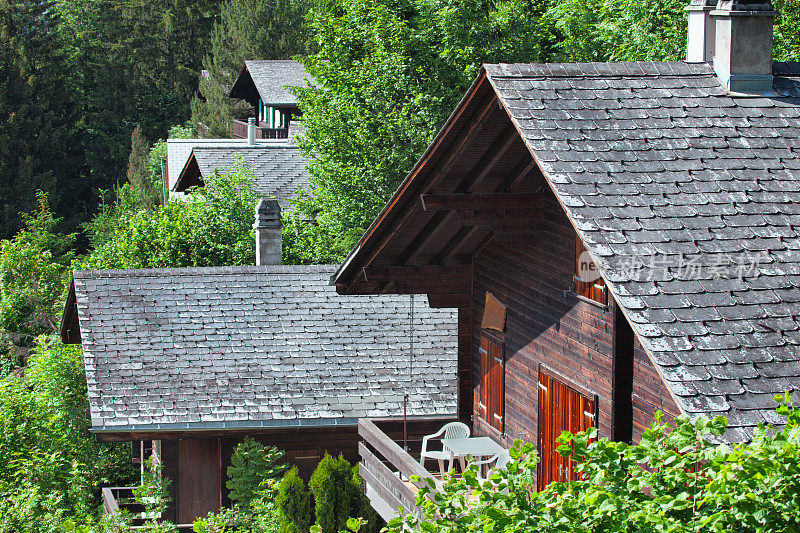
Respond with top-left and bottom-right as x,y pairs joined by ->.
247,117 -> 256,146
254,199 -> 282,266
710,0 -> 777,94
686,0 -> 717,63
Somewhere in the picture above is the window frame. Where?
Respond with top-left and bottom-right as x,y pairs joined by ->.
479,332 -> 505,433
573,234 -> 608,305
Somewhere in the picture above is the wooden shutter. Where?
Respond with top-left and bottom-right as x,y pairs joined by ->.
479,335 -> 505,431
574,235 -> 607,304
537,372 -> 596,489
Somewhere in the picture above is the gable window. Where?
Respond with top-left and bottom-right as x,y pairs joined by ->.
479,334 -> 505,432
574,235 -> 607,305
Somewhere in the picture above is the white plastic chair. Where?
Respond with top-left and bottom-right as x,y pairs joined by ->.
420,422 -> 470,476
472,450 -> 511,484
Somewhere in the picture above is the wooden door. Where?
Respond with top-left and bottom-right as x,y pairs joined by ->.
177,438 -> 221,524
537,373 -> 596,489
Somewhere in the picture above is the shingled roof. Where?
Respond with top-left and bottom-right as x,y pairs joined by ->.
334,60 -> 800,442
229,60 -> 310,107
68,265 -> 457,436
173,145 -> 311,209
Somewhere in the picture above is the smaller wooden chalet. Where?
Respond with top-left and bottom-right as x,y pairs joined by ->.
172,144 -> 310,209
60,265 -> 457,525
229,60 -> 309,140
332,0 -> 800,516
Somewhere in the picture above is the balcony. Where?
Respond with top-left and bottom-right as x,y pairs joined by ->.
357,417 -> 454,521
231,119 -> 289,140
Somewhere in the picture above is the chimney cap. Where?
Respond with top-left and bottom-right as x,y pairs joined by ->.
713,0 -> 776,12
255,198 -> 281,229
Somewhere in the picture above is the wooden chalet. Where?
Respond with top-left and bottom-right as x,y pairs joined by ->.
229,60 -> 309,140
331,1 -> 800,516
60,265 -> 458,526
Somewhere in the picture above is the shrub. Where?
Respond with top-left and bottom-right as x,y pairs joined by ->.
308,454 -> 376,533
391,394 -> 800,533
226,437 -> 287,508
276,467 -> 313,533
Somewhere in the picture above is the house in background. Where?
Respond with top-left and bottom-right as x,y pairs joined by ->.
172,143 -> 310,210
331,0 -> 800,517
60,202 -> 459,526
229,60 -> 310,140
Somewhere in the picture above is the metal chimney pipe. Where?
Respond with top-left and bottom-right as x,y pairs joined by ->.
247,117 -> 256,146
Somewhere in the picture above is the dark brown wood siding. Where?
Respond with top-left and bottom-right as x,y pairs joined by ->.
631,336 -> 681,442
471,193 -> 615,445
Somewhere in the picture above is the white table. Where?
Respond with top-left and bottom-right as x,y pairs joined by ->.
442,437 -> 505,472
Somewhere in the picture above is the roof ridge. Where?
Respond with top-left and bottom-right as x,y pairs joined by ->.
484,61 -> 716,79
73,264 -> 337,279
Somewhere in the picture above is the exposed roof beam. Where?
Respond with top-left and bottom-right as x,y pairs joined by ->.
420,193 -> 546,212
362,265 -> 471,294
502,157 -> 538,192
395,211 -> 454,265
434,225 -> 481,265
456,124 -> 518,193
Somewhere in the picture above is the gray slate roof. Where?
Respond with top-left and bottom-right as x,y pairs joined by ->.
486,61 -> 800,441
186,145 -> 311,209
242,60 -> 309,106
74,265 -> 457,432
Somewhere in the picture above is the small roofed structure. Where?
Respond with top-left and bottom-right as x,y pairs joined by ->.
173,144 -> 310,210
229,60 -> 311,139
61,265 -> 457,523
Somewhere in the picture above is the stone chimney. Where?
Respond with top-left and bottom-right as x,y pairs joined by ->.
254,199 -> 282,266
247,117 -> 257,146
686,0 -> 717,63
709,0 -> 777,94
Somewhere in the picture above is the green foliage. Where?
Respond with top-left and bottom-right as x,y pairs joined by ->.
774,0 -> 800,61
227,437 -> 288,508
0,0 -> 93,239
276,467 -> 314,533
191,0 -> 313,137
0,336 -> 135,533
0,193 -> 74,371
545,0 -> 688,62
293,0 -> 550,263
133,457 -> 177,533
82,160 -> 258,270
390,396 -> 800,533
193,492 -> 282,533
308,454 -> 376,533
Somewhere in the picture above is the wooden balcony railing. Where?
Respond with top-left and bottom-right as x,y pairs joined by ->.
358,418 -> 451,522
102,486 -> 193,531
231,119 -> 289,140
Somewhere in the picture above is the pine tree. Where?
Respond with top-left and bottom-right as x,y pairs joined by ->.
190,0 -> 313,138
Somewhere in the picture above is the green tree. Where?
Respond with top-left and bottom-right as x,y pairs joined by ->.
0,0 -> 92,239
276,467 -> 313,533
293,0 -> 550,263
775,0 -> 800,60
190,0 -> 313,138
0,193 -> 74,372
227,437 -> 287,508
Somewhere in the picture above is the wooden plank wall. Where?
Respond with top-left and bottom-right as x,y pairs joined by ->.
471,193 -> 616,445
631,336 -> 681,442
457,307 -> 473,423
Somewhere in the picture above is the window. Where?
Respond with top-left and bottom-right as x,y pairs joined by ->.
479,335 -> 504,432
574,235 -> 607,305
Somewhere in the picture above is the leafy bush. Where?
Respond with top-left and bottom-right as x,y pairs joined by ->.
193,494 -> 281,533
308,454 -> 376,533
82,159 -> 258,270
276,467 -> 313,533
392,394 -> 800,533
227,437 -> 287,508
0,337 -> 134,533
